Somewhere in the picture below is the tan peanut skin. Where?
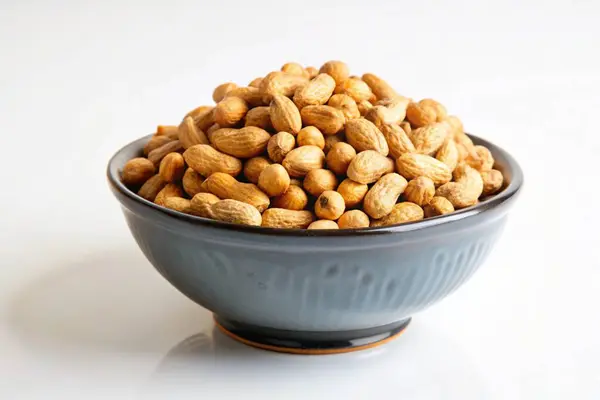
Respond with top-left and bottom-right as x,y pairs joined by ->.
337,178 -> 368,208
347,150 -> 395,184
144,135 -> 174,156
271,185 -> 308,211
282,145 -> 325,177
361,73 -> 399,100
326,142 -> 356,175
281,62 -> 306,76
154,183 -> 184,206
268,132 -> 296,163
379,123 -> 416,159
163,197 -> 192,214
357,100 -> 373,116
419,99 -> 447,122
214,96 -> 249,127
182,168 -> 205,197
363,173 -> 408,219
395,153 -> 452,186
178,116 -> 210,149
406,102 -> 437,128
423,196 -> 454,218
189,192 -> 220,218
270,95 -> 302,135
158,152 -> 185,182
212,82 -> 238,103
374,97 -> 410,124
410,122 -> 450,155
344,118 -> 389,156
211,199 -> 262,226
211,126 -> 271,158
293,73 -> 336,109
315,190 -> 345,220
190,107 -> 215,132
259,71 -> 308,102
225,87 -> 265,107
249,77 -> 263,88
138,174 -> 167,201
335,78 -> 373,103
183,144 -> 243,177
262,209 -> 315,229
370,202 -> 424,227
244,157 -> 272,184
466,145 -> 495,172
404,176 -> 435,206
319,61 -> 349,85
435,164 -> 484,209
436,138 -> 459,172
148,140 -> 183,166
328,94 -> 360,120
300,105 -> 345,135
297,126 -> 325,149
337,210 -> 370,229
305,66 -> 318,79
245,107 -> 274,131
204,172 -> 270,212
308,220 -> 339,230
258,164 -> 290,197
481,169 -> 504,196
303,169 -> 338,197
122,157 -> 156,186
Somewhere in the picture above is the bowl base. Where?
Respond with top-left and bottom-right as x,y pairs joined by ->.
213,315 -> 411,355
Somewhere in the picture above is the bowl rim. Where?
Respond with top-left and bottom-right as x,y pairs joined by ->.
107,133 -> 523,237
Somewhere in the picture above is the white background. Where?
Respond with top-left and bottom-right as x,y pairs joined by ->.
1,0 -> 599,398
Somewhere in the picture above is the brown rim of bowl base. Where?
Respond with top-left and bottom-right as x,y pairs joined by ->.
107,133 -> 523,237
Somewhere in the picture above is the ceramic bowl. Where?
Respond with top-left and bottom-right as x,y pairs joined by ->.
107,134 -> 523,354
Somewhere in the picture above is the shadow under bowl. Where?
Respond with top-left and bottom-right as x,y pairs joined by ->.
107,134 -> 523,354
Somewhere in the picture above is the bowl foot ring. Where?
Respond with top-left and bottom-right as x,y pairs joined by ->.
213,315 -> 411,355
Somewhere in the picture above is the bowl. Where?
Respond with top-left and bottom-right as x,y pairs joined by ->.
107,133 -> 523,354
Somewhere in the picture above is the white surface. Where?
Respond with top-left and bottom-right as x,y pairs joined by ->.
1,0 -> 599,398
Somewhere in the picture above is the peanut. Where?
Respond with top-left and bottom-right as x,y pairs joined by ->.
155,183 -> 183,206
211,126 -> 271,158
319,61 -> 349,85
315,191 -> 345,220
305,66 -> 318,79
357,100 -> 373,116
436,138 -> 459,172
303,169 -> 338,197
361,73 -> 398,100
371,202 -> 424,227
225,87 -> 265,107
404,176 -> 435,206
213,82 -> 238,103
268,131 -> 296,163
211,199 -> 262,226
326,142 -> 356,175
338,210 -> 370,229
258,164 -> 290,197
158,152 -> 185,182
178,116 -> 209,149
189,192 -> 220,218
423,196 -> 455,218
262,208 -> 314,229
163,197 -> 192,214
395,153 -> 452,186
156,125 -> 179,140
435,164 -> 484,209
410,122 -> 450,155
271,185 -> 308,211
244,156 -> 272,184
337,178 -> 369,208
270,95 -> 302,135
148,140 -> 183,166
300,105 -> 345,135
138,174 -> 167,201
282,145 -> 325,177
182,168 -> 205,197
345,118 -> 389,156
347,150 -> 395,184
214,96 -> 249,127
293,73 -> 336,109
144,135 -> 174,156
205,172 -> 270,212
323,132 -> 345,154
122,157 -> 156,186
363,173 -> 408,219
481,169 -> 504,196
259,71 -> 308,102
183,144 -> 242,177
335,78 -> 373,103
328,94 -> 360,120
466,145 -> 495,172
245,106 -> 274,130
308,220 -> 339,230
297,126 -> 325,149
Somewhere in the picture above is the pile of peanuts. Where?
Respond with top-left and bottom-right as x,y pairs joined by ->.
120,61 -> 504,229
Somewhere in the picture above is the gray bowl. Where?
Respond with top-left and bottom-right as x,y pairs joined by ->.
107,134 -> 523,354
